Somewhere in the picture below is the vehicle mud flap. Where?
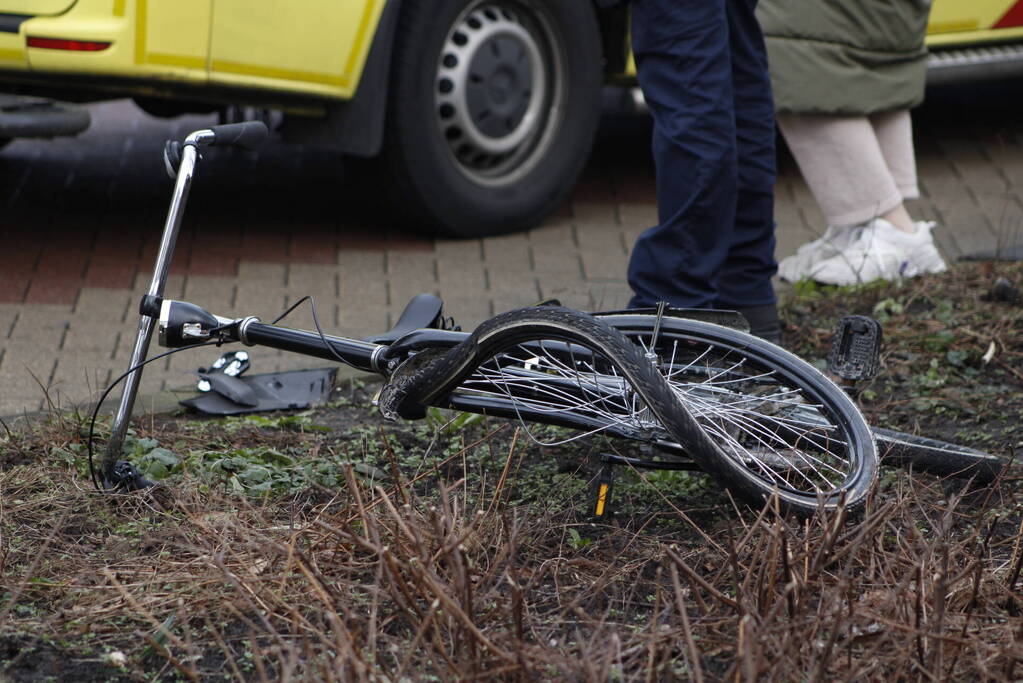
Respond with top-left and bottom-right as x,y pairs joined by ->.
181,367 -> 336,415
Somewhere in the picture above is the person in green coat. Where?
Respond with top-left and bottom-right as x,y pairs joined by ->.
757,0 -> 948,285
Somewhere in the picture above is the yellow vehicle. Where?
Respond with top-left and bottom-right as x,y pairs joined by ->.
0,1 -> 1020,236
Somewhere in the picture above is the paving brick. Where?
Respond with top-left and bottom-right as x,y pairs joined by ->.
289,227 -> 339,264
134,272 -> 186,299
584,282 -> 633,311
481,232 -> 532,272
487,295 -> 540,318
337,307 -> 390,339
24,279 -> 82,305
0,366 -> 50,414
436,261 -> 486,292
180,275 -> 238,316
577,225 -> 627,280
571,202 -> 621,230
8,306 -> 72,336
618,203 -> 657,239
338,277 -> 387,312
84,259 -> 138,289
434,295 -> 492,326
0,274 -> 30,303
433,238 -> 481,264
73,288 -> 134,322
386,251 -> 437,306
337,249 -> 386,275
236,261 -> 287,283
531,247 -> 583,276
61,319 -> 125,357
286,264 -> 339,301
0,306 -> 18,339
529,220 -> 576,247
485,270 -> 542,301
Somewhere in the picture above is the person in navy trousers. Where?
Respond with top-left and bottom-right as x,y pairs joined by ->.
615,0 -> 780,342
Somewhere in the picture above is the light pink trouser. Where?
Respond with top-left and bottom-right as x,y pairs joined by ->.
777,110 -> 919,228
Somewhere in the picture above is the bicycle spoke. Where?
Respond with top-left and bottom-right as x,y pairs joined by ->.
446,322 -> 859,498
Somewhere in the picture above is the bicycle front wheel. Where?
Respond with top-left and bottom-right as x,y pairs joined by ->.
380,306 -> 876,515
598,313 -> 879,514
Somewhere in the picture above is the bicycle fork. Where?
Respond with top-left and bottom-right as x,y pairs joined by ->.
102,123 -> 267,487
102,140 -> 202,485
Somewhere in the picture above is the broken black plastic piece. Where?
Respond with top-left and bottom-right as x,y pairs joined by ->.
182,367 -> 337,415
827,315 -> 883,381
199,372 -> 259,407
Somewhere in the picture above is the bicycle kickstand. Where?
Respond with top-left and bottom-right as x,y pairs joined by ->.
591,456 -> 617,519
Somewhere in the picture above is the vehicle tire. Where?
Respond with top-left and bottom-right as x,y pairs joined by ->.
597,312 -> 880,514
379,306 -> 877,515
379,0 -> 603,237
872,427 -> 1004,484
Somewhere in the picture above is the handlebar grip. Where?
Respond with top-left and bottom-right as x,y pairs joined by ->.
208,121 -> 268,150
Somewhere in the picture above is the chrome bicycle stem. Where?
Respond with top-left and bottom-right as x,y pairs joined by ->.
102,130 -> 214,485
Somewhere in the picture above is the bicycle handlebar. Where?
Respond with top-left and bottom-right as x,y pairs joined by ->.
207,121 -> 268,150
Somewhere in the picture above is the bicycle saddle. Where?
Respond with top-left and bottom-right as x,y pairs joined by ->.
364,293 -> 444,345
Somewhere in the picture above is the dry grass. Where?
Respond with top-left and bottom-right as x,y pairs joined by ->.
2,415 -> 1022,681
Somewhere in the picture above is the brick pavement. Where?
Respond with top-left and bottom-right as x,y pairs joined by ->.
2,85 -> 1022,417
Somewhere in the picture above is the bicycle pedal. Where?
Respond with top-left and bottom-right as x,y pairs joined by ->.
827,315 -> 883,381
590,458 -> 616,519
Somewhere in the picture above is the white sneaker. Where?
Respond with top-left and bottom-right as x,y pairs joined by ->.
777,225 -> 857,282
806,219 -> 947,286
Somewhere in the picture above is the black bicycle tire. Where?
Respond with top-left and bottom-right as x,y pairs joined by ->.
597,312 -> 879,513
382,306 -> 875,515
872,427 -> 1005,484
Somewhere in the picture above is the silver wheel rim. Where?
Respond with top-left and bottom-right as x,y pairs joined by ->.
453,337 -> 858,498
434,2 -> 562,186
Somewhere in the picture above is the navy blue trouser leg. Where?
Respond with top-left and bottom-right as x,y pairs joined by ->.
627,0 -> 777,310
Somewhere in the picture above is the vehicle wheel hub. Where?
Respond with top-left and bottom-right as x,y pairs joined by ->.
436,4 -> 548,180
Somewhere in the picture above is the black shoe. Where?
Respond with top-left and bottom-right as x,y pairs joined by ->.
735,305 -> 781,345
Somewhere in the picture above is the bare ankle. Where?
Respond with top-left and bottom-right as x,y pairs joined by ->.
880,205 -> 916,233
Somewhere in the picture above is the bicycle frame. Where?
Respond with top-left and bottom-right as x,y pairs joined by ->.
98,123 -> 996,513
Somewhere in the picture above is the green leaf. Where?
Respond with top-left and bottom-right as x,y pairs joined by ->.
136,447 -> 181,480
152,613 -> 175,647
872,298 -> 903,323
946,349 -> 969,367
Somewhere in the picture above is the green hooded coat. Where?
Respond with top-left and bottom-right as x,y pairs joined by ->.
756,0 -> 932,115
